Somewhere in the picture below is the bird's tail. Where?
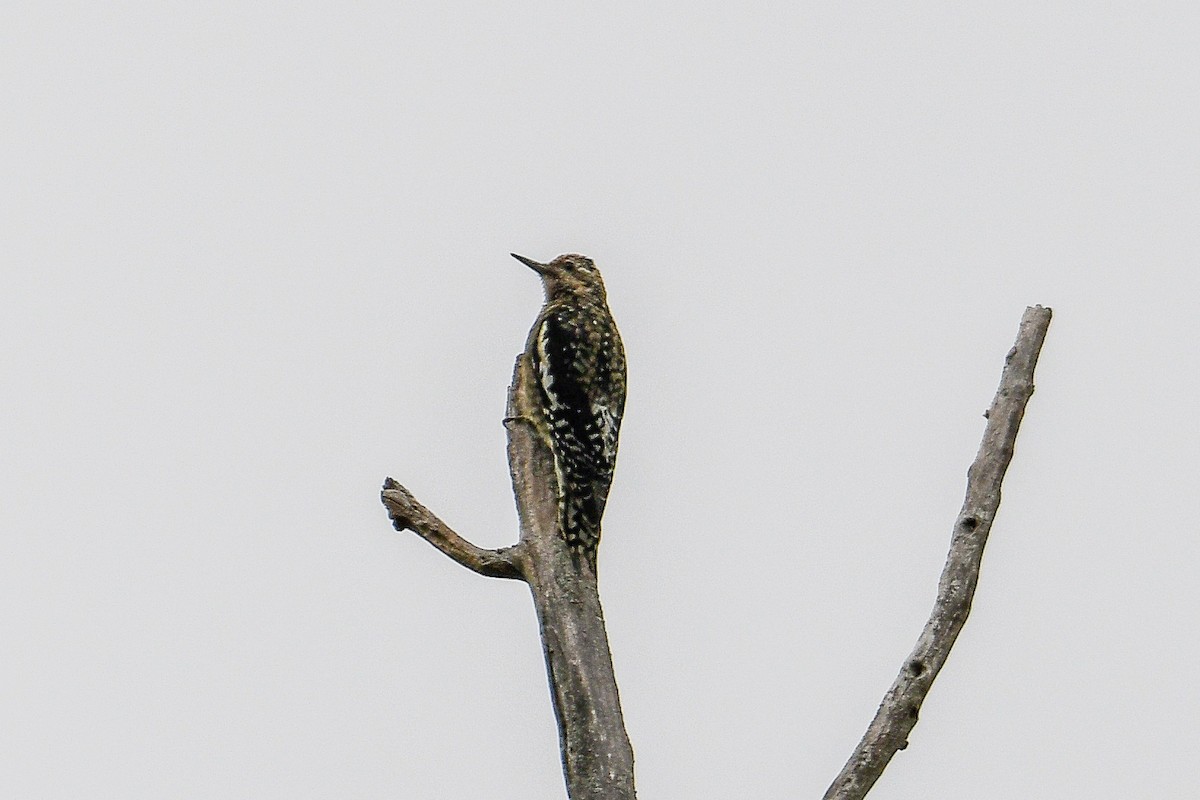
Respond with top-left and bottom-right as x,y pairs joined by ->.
561,491 -> 603,573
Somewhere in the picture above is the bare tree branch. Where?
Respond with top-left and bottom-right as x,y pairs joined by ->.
505,355 -> 637,800
824,305 -> 1053,800
380,478 -> 524,580
380,353 -> 636,799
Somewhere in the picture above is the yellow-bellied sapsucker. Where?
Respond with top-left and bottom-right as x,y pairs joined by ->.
512,253 -> 626,570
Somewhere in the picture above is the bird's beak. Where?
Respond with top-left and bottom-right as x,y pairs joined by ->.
511,253 -> 549,275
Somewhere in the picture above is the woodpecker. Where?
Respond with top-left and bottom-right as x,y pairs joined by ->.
512,253 -> 626,570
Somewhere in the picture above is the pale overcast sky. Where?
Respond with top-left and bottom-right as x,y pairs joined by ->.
3,3 -> 1198,798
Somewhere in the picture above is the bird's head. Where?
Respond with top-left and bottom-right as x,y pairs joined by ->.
512,253 -> 606,300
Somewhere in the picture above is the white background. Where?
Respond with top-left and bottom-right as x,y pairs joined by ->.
3,3 -> 1197,798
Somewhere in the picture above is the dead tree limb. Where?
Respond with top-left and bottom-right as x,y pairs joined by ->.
381,479 -> 523,579
381,354 -> 636,800
823,305 -> 1053,800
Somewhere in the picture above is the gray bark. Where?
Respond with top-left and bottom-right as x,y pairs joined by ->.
381,354 -> 635,800
823,305 -> 1053,800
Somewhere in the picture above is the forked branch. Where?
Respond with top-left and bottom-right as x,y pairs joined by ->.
823,305 -> 1053,800
380,354 -> 635,800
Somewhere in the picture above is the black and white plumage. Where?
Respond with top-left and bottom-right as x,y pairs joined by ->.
513,253 -> 626,570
